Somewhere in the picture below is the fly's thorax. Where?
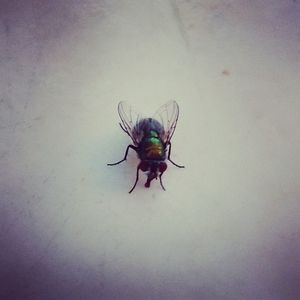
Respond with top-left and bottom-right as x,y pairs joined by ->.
138,130 -> 166,161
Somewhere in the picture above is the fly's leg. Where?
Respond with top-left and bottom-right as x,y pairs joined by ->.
159,173 -> 166,191
129,163 -> 141,193
166,142 -> 185,168
107,145 -> 138,166
158,162 -> 167,191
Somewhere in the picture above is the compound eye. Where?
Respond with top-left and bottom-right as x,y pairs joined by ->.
159,162 -> 167,173
140,161 -> 149,172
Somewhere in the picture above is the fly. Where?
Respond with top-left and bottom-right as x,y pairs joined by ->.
107,101 -> 184,193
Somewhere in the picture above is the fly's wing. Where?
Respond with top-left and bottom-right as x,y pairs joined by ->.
153,100 -> 179,143
117,101 -> 144,145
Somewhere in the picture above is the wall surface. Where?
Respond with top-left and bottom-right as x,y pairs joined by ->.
1,1 -> 300,299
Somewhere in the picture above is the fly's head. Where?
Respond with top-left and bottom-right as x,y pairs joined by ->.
140,160 -> 167,188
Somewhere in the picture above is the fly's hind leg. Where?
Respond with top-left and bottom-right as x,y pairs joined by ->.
166,142 -> 185,168
107,144 -> 138,166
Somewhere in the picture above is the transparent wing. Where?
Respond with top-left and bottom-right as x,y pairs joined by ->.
117,101 -> 144,145
153,100 -> 180,143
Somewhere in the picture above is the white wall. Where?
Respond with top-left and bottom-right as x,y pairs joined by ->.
1,1 -> 300,299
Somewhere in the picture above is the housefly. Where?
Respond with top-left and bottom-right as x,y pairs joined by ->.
107,101 -> 184,193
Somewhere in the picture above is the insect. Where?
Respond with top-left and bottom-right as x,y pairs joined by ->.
107,101 -> 184,193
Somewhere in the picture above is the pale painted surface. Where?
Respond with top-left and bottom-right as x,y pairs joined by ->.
1,1 -> 300,299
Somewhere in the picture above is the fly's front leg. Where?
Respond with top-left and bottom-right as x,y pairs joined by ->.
159,172 -> 166,191
107,144 -> 138,166
129,162 -> 141,193
166,142 -> 184,168
158,162 -> 167,191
